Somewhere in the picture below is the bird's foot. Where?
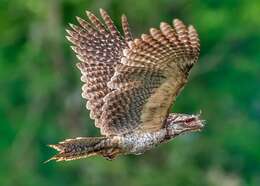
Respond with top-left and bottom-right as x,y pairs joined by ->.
101,147 -> 122,161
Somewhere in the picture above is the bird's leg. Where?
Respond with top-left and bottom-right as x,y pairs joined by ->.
101,147 -> 122,160
164,112 -> 204,140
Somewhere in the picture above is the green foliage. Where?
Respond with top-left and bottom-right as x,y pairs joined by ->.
0,0 -> 259,185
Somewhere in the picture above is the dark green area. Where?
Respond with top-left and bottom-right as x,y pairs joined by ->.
0,0 -> 259,185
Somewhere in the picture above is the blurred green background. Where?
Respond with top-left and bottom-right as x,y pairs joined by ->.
0,0 -> 260,186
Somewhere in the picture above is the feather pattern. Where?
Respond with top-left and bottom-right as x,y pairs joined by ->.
100,19 -> 200,135
66,9 -> 128,127
67,10 -> 200,136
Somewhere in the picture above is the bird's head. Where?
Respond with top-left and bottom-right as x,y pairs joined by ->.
165,112 -> 205,136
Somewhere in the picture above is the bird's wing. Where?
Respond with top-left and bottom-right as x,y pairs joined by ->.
66,9 -> 133,128
100,19 -> 200,136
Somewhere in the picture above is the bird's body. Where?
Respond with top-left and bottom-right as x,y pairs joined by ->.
47,9 -> 204,162
48,113 -> 203,161
116,113 -> 203,156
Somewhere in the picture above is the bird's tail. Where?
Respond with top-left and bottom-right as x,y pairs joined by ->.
45,137 -> 120,163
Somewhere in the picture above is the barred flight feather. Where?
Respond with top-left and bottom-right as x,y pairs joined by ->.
66,9 -> 199,136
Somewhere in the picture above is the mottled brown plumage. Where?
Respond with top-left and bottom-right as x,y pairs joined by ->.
47,9 -> 203,162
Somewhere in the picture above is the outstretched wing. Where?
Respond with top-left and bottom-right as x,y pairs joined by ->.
66,9 -> 133,128
100,19 -> 200,135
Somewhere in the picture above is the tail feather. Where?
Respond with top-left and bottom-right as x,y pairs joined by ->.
45,137 -> 112,163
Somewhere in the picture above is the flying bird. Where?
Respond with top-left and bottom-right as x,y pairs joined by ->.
47,9 -> 204,162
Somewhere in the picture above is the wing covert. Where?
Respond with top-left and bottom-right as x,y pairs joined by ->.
100,19 -> 200,136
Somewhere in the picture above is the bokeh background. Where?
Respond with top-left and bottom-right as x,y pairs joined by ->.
1,0 -> 260,186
